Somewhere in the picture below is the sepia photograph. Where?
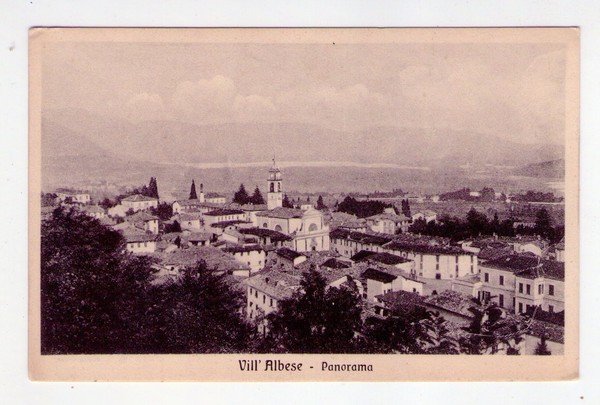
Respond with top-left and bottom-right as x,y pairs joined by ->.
28,28 -> 579,381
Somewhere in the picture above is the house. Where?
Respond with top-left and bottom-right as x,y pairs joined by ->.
237,227 -> 292,248
122,230 -> 158,254
362,267 -> 424,301
210,220 -> 253,236
384,240 -> 477,280
372,290 -> 425,318
205,192 -> 227,204
554,239 -> 565,262
411,210 -> 437,223
125,211 -> 159,234
177,213 -> 202,231
172,199 -> 224,215
121,194 -> 158,212
269,247 -> 307,269
55,188 -> 91,204
365,212 -> 411,234
157,246 -> 251,277
187,232 -> 211,247
329,228 -> 394,258
451,273 -> 482,297
80,205 -> 106,219
222,245 -> 266,273
203,209 -> 246,228
245,271 -> 301,334
107,204 -> 129,218
479,254 -> 565,314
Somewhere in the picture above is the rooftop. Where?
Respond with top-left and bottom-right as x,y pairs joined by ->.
158,246 -> 249,272
210,220 -> 251,229
423,290 -> 475,318
239,227 -> 292,241
244,271 -> 301,300
204,208 -> 245,217
351,250 -> 411,266
256,207 -> 304,219
275,247 -> 306,261
223,244 -> 264,254
361,268 -> 397,284
122,194 -> 157,202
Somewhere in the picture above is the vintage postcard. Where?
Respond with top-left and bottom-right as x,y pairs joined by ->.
29,28 -> 579,381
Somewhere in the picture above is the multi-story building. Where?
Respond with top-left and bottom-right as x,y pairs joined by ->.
479,254 -> 565,314
55,188 -> 91,205
365,212 -> 411,234
121,194 -> 158,212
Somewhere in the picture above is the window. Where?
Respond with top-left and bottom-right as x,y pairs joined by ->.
548,284 -> 555,296
263,295 -> 266,304
435,273 -> 441,280
255,291 -> 258,298
519,283 -> 523,293
549,305 -> 554,313
526,284 -> 531,295
499,275 -> 504,285
484,273 -> 489,282
538,284 -> 544,294
518,302 -> 523,313
499,294 -> 504,307
435,255 -> 440,270
270,298 -> 273,307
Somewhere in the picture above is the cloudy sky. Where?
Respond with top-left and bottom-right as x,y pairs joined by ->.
42,40 -> 566,144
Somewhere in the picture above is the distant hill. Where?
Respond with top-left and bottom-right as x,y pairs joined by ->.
42,108 -> 563,169
514,159 -> 565,178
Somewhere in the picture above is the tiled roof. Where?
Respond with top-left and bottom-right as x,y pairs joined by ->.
423,290 -> 474,318
188,232 -> 211,242
126,211 -> 158,222
384,240 -> 469,255
159,246 -> 249,271
204,208 -> 245,217
223,244 -> 264,254
205,192 -> 225,198
375,290 -> 424,309
122,194 -> 157,202
275,247 -> 305,261
366,213 -> 411,222
321,258 -> 351,269
122,230 -> 157,243
210,220 -> 251,228
353,251 -> 411,266
329,229 -> 394,246
483,255 -> 564,281
178,213 -> 202,221
81,205 -> 105,214
244,271 -> 301,300
239,227 -> 292,241
361,268 -> 397,284
256,207 -> 304,219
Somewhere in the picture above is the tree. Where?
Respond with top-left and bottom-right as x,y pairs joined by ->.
401,199 -> 411,218
41,207 -> 154,354
189,180 -> 198,200
534,336 -> 552,355
459,298 -> 526,355
148,177 -> 159,199
131,262 -> 253,353
466,208 -> 489,236
151,202 -> 173,221
336,196 -> 394,218
282,194 -> 294,208
41,192 -> 58,207
261,268 -> 363,353
535,208 -> 553,239
316,195 -> 327,210
250,186 -> 265,205
99,197 -> 116,210
233,184 -> 250,205
164,220 -> 182,233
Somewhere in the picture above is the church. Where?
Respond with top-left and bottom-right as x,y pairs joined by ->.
253,160 -> 330,252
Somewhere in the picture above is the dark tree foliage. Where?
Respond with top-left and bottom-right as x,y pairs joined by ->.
362,302 -> 458,354
129,177 -> 159,200
164,220 -> 182,233
336,196 -> 394,218
233,184 -> 250,205
534,336 -> 552,355
41,192 -> 58,207
148,177 -> 159,199
41,208 -> 252,354
151,202 -> 173,221
260,269 -> 364,353
282,194 -> 294,208
99,197 -> 116,210
458,298 -> 526,355
534,208 -> 553,239
189,180 -> 198,200
316,195 -> 327,210
129,263 -> 253,353
401,199 -> 411,218
250,186 -> 265,205
41,207 -> 154,354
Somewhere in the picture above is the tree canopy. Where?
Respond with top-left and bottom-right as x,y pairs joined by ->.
233,184 -> 250,205
189,180 -> 198,200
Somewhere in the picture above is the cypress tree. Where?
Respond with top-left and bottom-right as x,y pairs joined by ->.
189,180 -> 198,200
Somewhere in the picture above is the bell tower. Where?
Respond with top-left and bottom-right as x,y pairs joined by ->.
267,157 -> 283,210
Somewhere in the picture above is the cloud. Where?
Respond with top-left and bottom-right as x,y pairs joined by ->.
124,92 -> 168,123
170,75 -> 237,123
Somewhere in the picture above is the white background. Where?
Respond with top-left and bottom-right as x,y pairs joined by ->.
1,1 -> 599,403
